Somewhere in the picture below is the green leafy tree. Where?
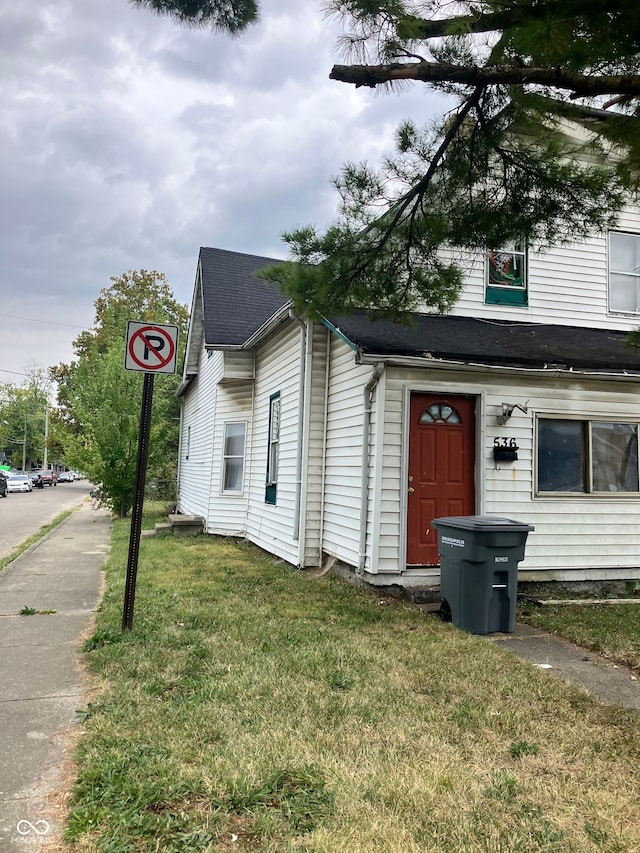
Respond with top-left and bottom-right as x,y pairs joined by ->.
0,368 -> 53,470
133,0 -> 640,319
51,270 -> 189,517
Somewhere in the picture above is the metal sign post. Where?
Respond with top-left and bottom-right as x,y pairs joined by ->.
122,321 -> 179,631
122,371 -> 154,630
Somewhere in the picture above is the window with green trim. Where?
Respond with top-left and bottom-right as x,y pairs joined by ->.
265,393 -> 280,504
485,242 -> 528,306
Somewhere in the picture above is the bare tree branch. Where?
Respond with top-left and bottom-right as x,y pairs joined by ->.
330,62 -> 640,99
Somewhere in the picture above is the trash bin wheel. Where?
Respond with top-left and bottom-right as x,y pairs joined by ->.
438,599 -> 452,623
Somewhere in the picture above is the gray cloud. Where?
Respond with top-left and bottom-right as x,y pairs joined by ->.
0,0 -> 445,382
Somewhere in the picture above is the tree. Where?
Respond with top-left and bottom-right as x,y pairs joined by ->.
0,368 -> 54,471
133,0 -> 640,319
51,270 -> 189,517
130,0 -> 258,33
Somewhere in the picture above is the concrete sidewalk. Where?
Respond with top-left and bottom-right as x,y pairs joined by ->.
491,622 -> 640,711
0,502 -> 111,852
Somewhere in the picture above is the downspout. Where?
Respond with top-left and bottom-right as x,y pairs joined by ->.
290,310 -> 307,546
358,362 -> 385,574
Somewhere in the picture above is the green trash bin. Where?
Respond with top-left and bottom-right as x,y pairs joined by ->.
432,516 -> 534,635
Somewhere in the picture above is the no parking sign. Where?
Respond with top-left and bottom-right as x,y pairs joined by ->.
122,318 -> 180,630
125,320 -> 179,374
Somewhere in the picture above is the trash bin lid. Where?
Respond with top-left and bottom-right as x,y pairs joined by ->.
433,515 -> 534,532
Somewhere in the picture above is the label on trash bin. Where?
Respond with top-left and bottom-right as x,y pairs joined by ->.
441,536 -> 465,548
494,556 -> 509,562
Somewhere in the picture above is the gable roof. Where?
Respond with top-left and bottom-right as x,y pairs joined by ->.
184,247 -> 640,380
200,247 -> 288,347
327,311 -> 640,374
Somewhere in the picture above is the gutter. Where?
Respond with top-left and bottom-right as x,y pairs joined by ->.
242,303 -> 292,350
358,362 -> 385,574
355,352 -> 640,383
175,374 -> 196,399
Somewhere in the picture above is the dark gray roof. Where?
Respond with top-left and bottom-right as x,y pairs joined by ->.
327,311 -> 640,373
197,248 -> 640,373
200,247 -> 288,347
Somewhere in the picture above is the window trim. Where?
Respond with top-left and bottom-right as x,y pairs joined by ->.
265,392 -> 280,505
485,242 -> 528,307
221,420 -> 247,495
535,414 -> 640,497
608,230 -> 640,315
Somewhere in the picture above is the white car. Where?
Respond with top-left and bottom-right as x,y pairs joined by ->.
7,474 -> 33,493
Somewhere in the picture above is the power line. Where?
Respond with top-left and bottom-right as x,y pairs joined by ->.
0,312 -> 85,329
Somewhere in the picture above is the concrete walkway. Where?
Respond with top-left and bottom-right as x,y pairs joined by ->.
0,502 -> 111,851
491,622 -> 640,711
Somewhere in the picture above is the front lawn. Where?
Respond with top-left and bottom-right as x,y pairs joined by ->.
66,520 -> 640,852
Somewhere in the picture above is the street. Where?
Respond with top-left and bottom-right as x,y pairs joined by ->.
0,479 -> 94,560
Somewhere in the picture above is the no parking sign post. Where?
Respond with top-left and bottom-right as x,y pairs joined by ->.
122,321 -> 179,631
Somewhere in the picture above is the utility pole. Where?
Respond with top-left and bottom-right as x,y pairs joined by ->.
43,405 -> 49,469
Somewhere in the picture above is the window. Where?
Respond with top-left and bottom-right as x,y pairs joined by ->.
485,242 -> 528,306
185,425 -> 191,460
221,422 -> 246,493
537,418 -> 639,494
609,231 -> 640,313
420,402 -> 461,424
265,393 -> 280,504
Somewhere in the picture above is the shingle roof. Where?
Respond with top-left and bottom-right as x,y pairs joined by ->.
197,248 -> 640,374
327,311 -> 640,373
199,247 -> 288,347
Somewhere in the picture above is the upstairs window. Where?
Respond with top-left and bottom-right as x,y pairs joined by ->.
609,231 -> 640,313
265,392 -> 280,505
485,242 -> 528,307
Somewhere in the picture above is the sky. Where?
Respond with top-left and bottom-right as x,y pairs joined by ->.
0,0 -> 445,385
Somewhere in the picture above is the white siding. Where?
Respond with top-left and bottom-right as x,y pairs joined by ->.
246,321 -> 303,565
376,365 -> 640,582
206,379 -> 253,536
321,338 -> 373,568
299,322 -> 330,567
177,348 -> 221,517
450,207 -> 640,331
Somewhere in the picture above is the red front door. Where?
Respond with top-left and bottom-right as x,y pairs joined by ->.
406,393 -> 476,565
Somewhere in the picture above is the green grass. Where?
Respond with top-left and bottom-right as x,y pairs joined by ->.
0,508 -> 76,574
65,522 -> 640,852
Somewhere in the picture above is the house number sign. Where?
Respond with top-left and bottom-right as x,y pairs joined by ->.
493,437 -> 519,462
494,437 -> 518,449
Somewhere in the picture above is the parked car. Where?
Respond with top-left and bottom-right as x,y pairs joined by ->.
0,472 -> 7,498
7,474 -> 32,493
31,469 -> 58,488
57,471 -> 73,483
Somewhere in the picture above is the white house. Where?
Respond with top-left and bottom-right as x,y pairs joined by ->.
176,214 -> 640,590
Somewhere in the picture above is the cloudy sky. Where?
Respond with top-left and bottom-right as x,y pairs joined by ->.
0,0 -> 446,383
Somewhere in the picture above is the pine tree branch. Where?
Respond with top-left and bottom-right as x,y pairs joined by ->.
397,0 -> 622,42
330,61 -> 640,99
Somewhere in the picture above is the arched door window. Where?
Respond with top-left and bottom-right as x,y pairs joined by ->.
419,402 -> 462,425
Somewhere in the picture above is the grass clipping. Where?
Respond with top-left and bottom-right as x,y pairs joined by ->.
67,527 -> 640,852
